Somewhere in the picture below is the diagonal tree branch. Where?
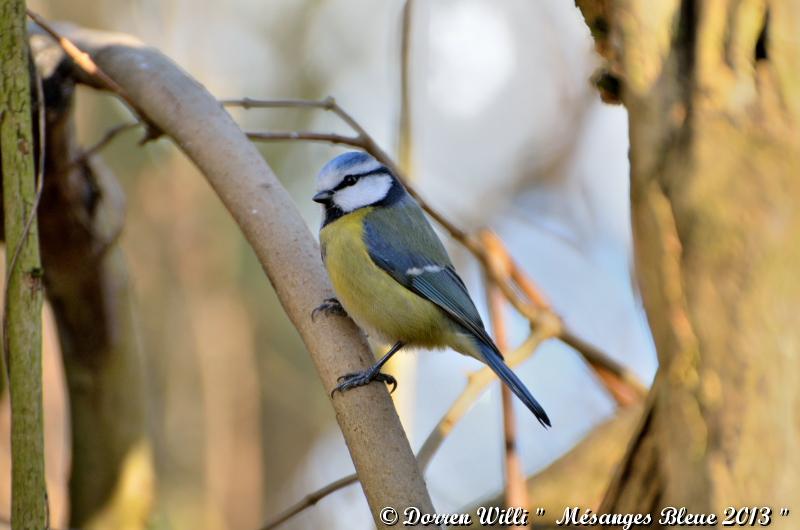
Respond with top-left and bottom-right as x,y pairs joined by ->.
483,232 -> 529,520
38,21 -> 436,527
258,474 -> 360,530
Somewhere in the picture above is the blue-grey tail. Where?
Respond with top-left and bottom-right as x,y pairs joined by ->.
478,341 -> 551,428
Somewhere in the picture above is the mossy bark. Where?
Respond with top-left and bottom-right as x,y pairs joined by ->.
576,0 -> 800,525
0,0 -> 47,528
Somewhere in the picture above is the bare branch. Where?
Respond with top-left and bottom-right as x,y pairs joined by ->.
26,10 -> 161,138
70,121 -> 141,168
246,131 -> 361,147
561,330 -> 647,406
222,97 -> 335,111
483,232 -> 529,514
488,289 -> 529,513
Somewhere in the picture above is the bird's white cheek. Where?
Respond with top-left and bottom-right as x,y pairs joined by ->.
333,176 -> 392,212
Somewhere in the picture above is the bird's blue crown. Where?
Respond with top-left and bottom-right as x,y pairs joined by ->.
320,151 -> 374,175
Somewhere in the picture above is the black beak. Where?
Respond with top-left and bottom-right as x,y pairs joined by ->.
313,190 -> 333,204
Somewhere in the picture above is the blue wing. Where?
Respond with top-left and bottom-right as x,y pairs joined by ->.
363,201 -> 551,427
362,200 -> 494,347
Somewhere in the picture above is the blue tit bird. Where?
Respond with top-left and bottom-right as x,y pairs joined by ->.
312,151 -> 550,427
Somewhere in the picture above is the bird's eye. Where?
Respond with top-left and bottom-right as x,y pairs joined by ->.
343,175 -> 358,186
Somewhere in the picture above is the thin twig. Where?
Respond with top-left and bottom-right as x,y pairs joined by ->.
27,9 -> 123,94
561,330 -> 648,405
478,230 -> 542,323
493,312 -> 530,509
223,97 -> 336,111
26,10 -> 160,138
70,121 -> 141,168
245,131 -> 360,147
510,258 -> 551,309
258,474 -> 359,530
483,232 -> 529,517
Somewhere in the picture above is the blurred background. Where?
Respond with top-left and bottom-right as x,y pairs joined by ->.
0,1 -> 657,528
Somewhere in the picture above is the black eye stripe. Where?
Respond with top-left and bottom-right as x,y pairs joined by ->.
332,166 -> 390,191
332,178 -> 354,191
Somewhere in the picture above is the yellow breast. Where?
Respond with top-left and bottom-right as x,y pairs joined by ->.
320,208 -> 450,348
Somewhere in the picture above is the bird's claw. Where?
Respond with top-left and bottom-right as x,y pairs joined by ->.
331,370 -> 397,397
312,298 -> 347,321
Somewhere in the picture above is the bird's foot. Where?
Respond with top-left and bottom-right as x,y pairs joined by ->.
312,297 -> 347,321
331,369 -> 397,397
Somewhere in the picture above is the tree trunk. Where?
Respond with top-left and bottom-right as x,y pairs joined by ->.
576,0 -> 800,525
0,0 -> 47,527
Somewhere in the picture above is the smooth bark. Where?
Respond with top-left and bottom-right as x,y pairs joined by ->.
43,24 -> 435,526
